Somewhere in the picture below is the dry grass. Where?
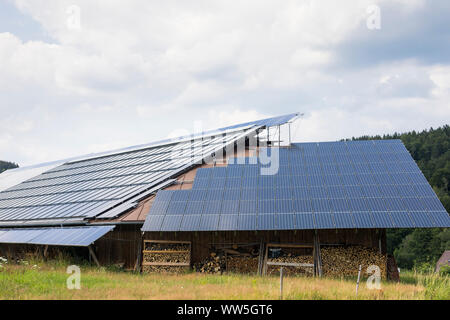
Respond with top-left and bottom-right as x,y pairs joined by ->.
0,259 -> 447,300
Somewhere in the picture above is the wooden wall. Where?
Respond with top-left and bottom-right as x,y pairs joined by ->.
93,224 -> 142,269
143,229 -> 386,264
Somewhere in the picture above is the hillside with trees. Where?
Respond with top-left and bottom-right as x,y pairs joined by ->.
0,161 -> 18,174
351,124 -> 450,270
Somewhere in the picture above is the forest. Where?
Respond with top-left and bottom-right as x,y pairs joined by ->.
351,124 -> 449,270
0,160 -> 18,174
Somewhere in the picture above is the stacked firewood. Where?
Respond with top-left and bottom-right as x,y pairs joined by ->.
227,256 -> 259,274
142,241 -> 190,274
143,252 -> 189,264
194,253 -> 226,274
267,253 -> 314,276
321,246 -> 387,279
144,242 -> 190,251
195,244 -> 260,274
142,265 -> 188,274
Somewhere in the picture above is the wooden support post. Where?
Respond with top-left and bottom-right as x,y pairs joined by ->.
263,243 -> 269,276
279,267 -> 284,300
378,229 -> 382,254
43,245 -> 49,259
356,264 -> 362,297
134,234 -> 143,273
313,231 -> 323,277
258,240 -> 266,276
88,245 -> 101,267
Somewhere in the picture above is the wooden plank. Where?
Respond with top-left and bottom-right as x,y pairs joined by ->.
144,240 -> 191,244
88,245 -> 101,267
142,262 -> 190,266
266,262 -> 314,268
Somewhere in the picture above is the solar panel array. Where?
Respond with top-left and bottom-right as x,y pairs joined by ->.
0,225 -> 114,246
142,140 -> 450,232
0,130 -> 250,225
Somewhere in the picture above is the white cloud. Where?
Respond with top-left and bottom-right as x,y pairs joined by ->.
0,0 -> 449,166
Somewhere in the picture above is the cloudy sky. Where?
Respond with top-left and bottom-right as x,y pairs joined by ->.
1,0 -> 449,166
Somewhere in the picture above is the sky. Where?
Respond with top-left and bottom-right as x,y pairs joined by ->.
1,0 -> 449,167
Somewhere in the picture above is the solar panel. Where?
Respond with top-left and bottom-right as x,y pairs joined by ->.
237,214 -> 257,230
0,121 -> 270,225
142,140 -> 450,232
0,226 -> 114,246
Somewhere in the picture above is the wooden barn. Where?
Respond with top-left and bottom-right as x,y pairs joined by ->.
0,113 -> 448,279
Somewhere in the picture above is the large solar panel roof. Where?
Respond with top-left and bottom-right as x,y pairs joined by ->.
142,140 -> 450,232
0,113 -> 298,226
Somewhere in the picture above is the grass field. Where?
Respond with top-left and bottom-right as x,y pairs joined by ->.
0,257 -> 448,300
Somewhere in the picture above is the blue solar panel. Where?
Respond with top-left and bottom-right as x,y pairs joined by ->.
143,139 -> 450,232
205,189 -> 223,201
210,167 -> 227,178
237,214 -> 256,230
147,200 -> 170,215
259,200 -> 276,214
199,214 -> 220,230
189,190 -> 207,201
328,186 -> 347,198
242,176 -> 258,188
0,226 -> 114,246
423,197 -> 446,211
293,199 -> 312,213
292,187 -> 310,199
223,189 -> 241,201
142,214 -> 165,231
277,200 -> 294,213
170,190 -> 191,201
195,168 -> 211,179
312,199 -> 331,212
277,187 -> 293,199
258,214 -> 277,230
161,215 -> 182,231
371,212 -> 394,228
202,201 -> 222,214
430,211 -> 450,226
352,212 -> 374,228
218,214 -> 238,230
348,198 -> 369,212
341,174 -> 359,186
226,165 -> 243,177
278,214 -> 295,229
314,213 -> 335,229
366,198 -> 388,212
409,211 -> 435,227
239,201 -> 257,214
309,187 -> 328,199
180,215 -> 201,231
166,201 -> 186,215
329,198 -> 351,212
221,200 -> 239,213
389,212 -> 414,228
333,212 -> 355,228
225,177 -> 242,189
295,213 -> 315,229
209,178 -> 226,189
192,178 -> 210,189
185,201 -> 203,215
